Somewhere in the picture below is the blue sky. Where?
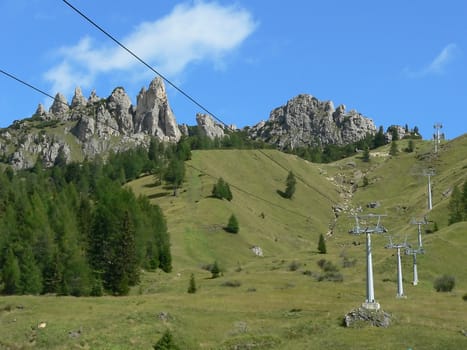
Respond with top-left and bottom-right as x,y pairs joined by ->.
0,0 -> 465,140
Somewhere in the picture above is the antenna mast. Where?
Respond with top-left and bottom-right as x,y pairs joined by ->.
349,214 -> 387,310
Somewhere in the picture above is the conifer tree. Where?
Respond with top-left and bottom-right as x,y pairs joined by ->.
389,141 -> 398,156
284,171 -> 296,199
164,157 -> 185,196
448,185 -> 463,225
187,273 -> 197,294
211,260 -> 221,279
2,247 -> 21,294
226,214 -> 239,233
318,234 -> 327,254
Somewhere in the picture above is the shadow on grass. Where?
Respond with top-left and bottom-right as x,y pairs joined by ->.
276,189 -> 289,198
144,182 -> 160,188
148,192 -> 171,199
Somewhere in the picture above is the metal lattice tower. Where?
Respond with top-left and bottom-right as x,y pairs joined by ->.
433,123 -> 443,154
422,169 -> 435,211
385,236 -> 409,298
349,214 -> 387,310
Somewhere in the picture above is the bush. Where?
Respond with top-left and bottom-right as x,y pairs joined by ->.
153,330 -> 180,350
462,293 -> 467,301
288,260 -> 301,271
221,280 -> 241,287
434,274 -> 455,292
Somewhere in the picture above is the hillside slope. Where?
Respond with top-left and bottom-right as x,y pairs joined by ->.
1,140 -> 466,349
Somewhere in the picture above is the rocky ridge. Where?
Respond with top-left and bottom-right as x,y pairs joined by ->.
1,79 -> 382,170
0,77 -> 182,169
248,94 -> 377,149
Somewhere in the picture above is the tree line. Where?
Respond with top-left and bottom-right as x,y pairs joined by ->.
185,124 -> 421,164
0,137 -> 182,296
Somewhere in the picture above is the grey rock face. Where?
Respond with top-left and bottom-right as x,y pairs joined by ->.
196,113 -> 225,139
49,93 -> 70,120
249,94 -> 376,149
71,87 -> 87,109
106,87 -> 134,135
134,77 -> 181,142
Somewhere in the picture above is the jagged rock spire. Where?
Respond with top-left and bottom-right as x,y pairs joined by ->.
134,76 -> 181,142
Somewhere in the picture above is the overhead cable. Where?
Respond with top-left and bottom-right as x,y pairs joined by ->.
61,0 -> 228,128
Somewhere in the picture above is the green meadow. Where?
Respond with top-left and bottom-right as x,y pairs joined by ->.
1,137 -> 466,349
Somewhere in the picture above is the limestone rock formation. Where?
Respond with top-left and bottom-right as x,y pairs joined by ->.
196,113 -> 225,139
249,94 -> 376,149
71,87 -> 87,109
106,87 -> 134,135
134,77 -> 181,142
49,93 -> 70,120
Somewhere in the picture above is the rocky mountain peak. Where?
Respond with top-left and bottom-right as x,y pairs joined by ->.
134,77 -> 181,142
248,94 -> 376,149
49,93 -> 69,118
71,87 -> 87,108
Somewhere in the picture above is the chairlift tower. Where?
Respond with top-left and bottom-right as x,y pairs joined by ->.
411,217 -> 428,252
422,169 -> 435,211
433,123 -> 443,154
349,214 -> 387,310
405,247 -> 422,286
385,236 -> 409,298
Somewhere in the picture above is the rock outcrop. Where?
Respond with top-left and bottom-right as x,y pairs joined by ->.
196,113 -> 225,139
0,76 -> 182,170
134,77 -> 181,142
248,94 -> 376,149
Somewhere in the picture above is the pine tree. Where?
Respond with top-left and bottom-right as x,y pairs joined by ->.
284,171 -> 296,199
19,247 -> 42,294
2,247 -> 21,294
226,214 -> 239,233
164,157 -> 185,196
389,141 -> 398,156
211,261 -> 221,279
373,126 -> 386,148
187,273 -> 197,294
317,234 -> 327,254
212,178 -> 233,201
448,185 -> 463,225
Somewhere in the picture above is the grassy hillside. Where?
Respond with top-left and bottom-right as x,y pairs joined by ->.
1,140 -> 466,349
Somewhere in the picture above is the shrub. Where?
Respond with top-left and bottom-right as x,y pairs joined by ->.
221,280 -> 241,287
462,293 -> 467,301
434,274 -> 455,292
288,260 -> 301,271
153,330 -> 179,350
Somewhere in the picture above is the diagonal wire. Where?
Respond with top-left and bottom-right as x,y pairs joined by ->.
61,0 -> 228,128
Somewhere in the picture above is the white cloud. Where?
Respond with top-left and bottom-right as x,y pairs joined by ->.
44,1 -> 257,96
404,43 -> 458,78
